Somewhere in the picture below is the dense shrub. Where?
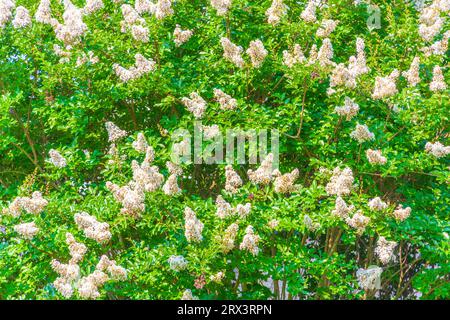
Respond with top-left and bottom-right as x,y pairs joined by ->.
0,0 -> 449,299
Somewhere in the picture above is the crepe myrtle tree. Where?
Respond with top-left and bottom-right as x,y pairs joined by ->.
0,0 -> 449,300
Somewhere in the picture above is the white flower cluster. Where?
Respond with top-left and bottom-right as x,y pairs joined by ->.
246,39 -> 268,68
217,222 -> 239,253
53,44 -> 72,63
300,0 -> 317,23
248,153 -> 277,185
366,149 -> 387,165
224,165 -> 243,193
210,271 -> 225,283
35,0 -> 52,24
220,37 -> 245,68
184,207 -> 204,243
12,6 -> 31,28
215,195 -> 233,219
325,167 -> 354,196
213,88 -> 237,110
421,30 -> 449,57
105,121 -> 127,142
49,149 -> 67,168
265,0 -> 287,25
418,0 -> 446,42
429,65 -> 447,92
153,0 -> 173,19
81,0 -> 104,15
334,97 -> 359,121
173,24 -> 193,47
239,225 -> 261,256
181,289 -> 199,300
113,53 -> 156,82
168,255 -> 188,271
106,181 -> 146,218
268,219 -> 279,229
345,210 -> 370,234
425,141 -> 450,158
181,92 -> 207,118
368,197 -> 388,211
375,236 -> 397,265
13,222 -> 39,240
162,161 -> 182,196
350,123 -> 375,143
132,153 -> 165,192
202,124 -> 220,139
211,0 -> 232,16
53,1 -> 88,45
132,132 -> 149,153
304,214 -> 320,231
392,205 -> 411,221
356,266 -> 383,291
3,191 -> 48,217
372,69 -> 400,100
0,0 -> 15,28
332,196 -> 355,219
273,168 -> 299,193
316,19 -> 338,38
282,44 -> 306,67
402,56 -> 421,87
74,211 -> 111,243
120,4 -> 147,42
76,51 -> 99,67
317,38 -> 334,67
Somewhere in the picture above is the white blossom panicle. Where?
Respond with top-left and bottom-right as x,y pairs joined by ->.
168,255 -> 188,272
113,53 -> 156,82
173,24 -> 193,47
4,191 -> 49,217
402,57 -> 421,87
35,0 -> 52,24
265,0 -> 287,25
418,16 -> 443,42
316,19 -> 338,38
273,168 -> 299,193
372,69 -> 400,99
166,161 -> 183,175
202,124 -> 220,140
162,174 -> 182,196
282,44 -> 306,67
429,65 -> 447,92
82,0 -> 104,15
51,260 -> 80,280
66,232 -> 87,264
366,149 -> 387,165
421,31 -> 450,56
345,211 -> 370,234
356,266 -> 383,291
135,0 -> 155,14
0,0 -> 15,29
225,165 -> 242,193
77,270 -> 109,299
350,123 -> 375,143
184,207 -> 204,243
325,167 -> 354,196
49,149 -> 67,168
317,38 -> 334,67
121,4 -> 144,26
239,225 -> 260,256
53,277 -> 74,298
351,37 -> 370,76
131,24 -> 149,42
211,0 -> 231,16
375,237 -> 397,265
181,92 -> 207,118
14,222 -> 39,240
234,203 -> 251,218
153,0 -> 173,19
132,159 -> 164,192
304,214 -> 320,231
216,195 -> 233,219
368,197 -> 388,211
12,6 -> 31,28
328,63 -> 356,94
53,1 -> 88,45
106,181 -> 145,218
96,255 -> 127,280
53,44 -> 72,63
392,205 -> 411,221
105,121 -> 127,142
220,37 -> 245,68
246,39 -> 268,68
332,196 -> 354,219
247,153 -> 276,185
144,146 -> 155,164
213,88 -> 237,110
334,97 -> 359,120
307,44 -> 318,65
300,0 -> 317,23
217,223 -> 239,253
74,212 -> 111,243
425,141 -> 450,158
181,289 -> 199,300
132,132 -> 148,153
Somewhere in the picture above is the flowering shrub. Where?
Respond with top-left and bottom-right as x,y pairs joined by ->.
0,0 -> 449,300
